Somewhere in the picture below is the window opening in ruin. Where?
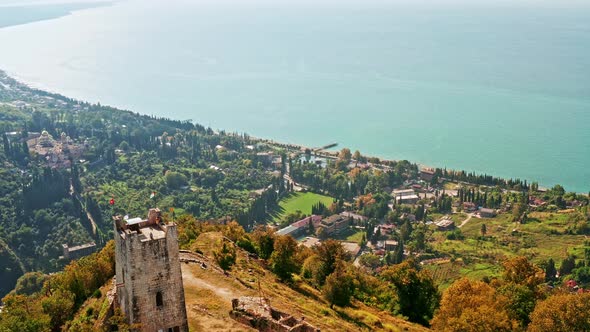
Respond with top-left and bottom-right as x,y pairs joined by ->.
156,291 -> 163,307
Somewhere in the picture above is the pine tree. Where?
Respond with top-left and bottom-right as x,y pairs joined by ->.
393,240 -> 404,264
545,258 -> 557,282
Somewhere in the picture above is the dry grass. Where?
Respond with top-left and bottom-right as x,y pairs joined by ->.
182,232 -> 428,332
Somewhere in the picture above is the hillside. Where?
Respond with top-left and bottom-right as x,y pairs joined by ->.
180,232 -> 427,332
62,231 -> 427,332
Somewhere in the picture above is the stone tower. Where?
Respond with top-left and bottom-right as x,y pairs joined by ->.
114,208 -> 188,332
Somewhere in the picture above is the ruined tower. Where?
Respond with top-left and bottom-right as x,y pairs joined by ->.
114,208 -> 188,332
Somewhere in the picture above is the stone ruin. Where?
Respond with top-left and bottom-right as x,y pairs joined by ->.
230,297 -> 320,332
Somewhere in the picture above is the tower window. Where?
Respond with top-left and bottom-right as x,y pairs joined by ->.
156,291 -> 163,308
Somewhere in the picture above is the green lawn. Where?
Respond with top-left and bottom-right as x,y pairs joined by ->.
271,192 -> 334,222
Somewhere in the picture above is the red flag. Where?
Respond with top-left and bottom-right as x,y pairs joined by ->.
109,198 -> 115,205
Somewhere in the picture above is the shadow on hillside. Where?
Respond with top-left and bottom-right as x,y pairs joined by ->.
290,282 -> 322,303
265,206 -> 286,224
333,307 -> 371,330
264,192 -> 300,223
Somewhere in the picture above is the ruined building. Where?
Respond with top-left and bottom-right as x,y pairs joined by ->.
114,208 -> 188,332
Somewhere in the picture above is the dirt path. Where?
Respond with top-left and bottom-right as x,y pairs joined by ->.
458,213 -> 475,228
181,265 -> 236,302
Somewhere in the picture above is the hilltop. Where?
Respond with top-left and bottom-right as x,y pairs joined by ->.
58,230 -> 427,332
180,231 -> 426,332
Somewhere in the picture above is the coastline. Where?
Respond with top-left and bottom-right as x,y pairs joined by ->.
0,70 -> 586,194
0,1 -> 112,30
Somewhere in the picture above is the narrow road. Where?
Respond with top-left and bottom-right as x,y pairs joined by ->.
458,213 -> 475,228
284,158 -> 307,192
70,182 -> 97,236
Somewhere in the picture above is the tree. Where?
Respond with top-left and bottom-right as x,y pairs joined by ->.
252,226 -> 275,259
400,220 -> 413,242
214,241 -> 236,272
559,255 -> 576,276
301,254 -> 322,281
512,198 -> 527,222
359,253 -> 381,270
380,261 -> 440,326
544,258 -> 557,282
496,282 -> 536,328
307,216 -> 315,235
411,224 -> 427,252
14,272 -> 48,296
392,240 -> 404,265
322,262 -> 354,308
338,148 -> 352,163
0,294 -> 51,332
118,140 -> 130,151
222,221 -> 246,243
528,293 -> 590,332
41,289 -> 75,331
572,266 -> 590,284
315,240 -> 347,286
431,278 -> 517,331
316,226 -> 328,240
502,256 -> 544,291
270,235 -> 299,282
353,150 -> 362,162
165,171 -> 188,189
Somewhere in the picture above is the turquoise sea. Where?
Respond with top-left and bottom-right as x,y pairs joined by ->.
0,0 -> 589,192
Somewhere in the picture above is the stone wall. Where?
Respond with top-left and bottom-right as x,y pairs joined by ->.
230,297 -> 320,332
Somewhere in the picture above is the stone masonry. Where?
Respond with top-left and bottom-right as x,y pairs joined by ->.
114,208 -> 188,332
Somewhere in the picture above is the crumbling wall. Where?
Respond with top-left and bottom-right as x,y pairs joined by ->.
230,297 -> 320,332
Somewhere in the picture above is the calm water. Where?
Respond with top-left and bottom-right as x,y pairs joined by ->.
0,0 -> 589,192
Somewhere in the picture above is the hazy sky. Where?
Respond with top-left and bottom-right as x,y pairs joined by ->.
0,0 -> 588,8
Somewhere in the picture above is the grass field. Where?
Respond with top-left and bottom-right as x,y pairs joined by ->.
271,192 -> 334,222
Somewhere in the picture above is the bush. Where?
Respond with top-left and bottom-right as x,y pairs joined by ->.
446,229 -> 464,240
165,171 -> 188,189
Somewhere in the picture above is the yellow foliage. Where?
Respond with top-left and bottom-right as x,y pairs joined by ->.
431,278 -> 518,332
528,293 -> 590,332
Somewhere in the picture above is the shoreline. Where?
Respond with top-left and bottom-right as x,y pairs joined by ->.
0,70 -> 586,194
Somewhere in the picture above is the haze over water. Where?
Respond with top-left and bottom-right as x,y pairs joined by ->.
0,0 -> 589,192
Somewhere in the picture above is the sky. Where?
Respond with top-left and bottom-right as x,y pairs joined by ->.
0,0 -> 588,7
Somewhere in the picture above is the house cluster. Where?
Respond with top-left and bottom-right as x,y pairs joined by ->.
392,188 -> 420,205
276,211 -> 359,239
564,279 -> 590,294
276,215 -> 322,238
27,130 -> 87,168
528,196 -> 546,208
275,212 -> 365,259
462,202 -> 497,218
420,168 -> 436,182
256,151 -> 283,169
